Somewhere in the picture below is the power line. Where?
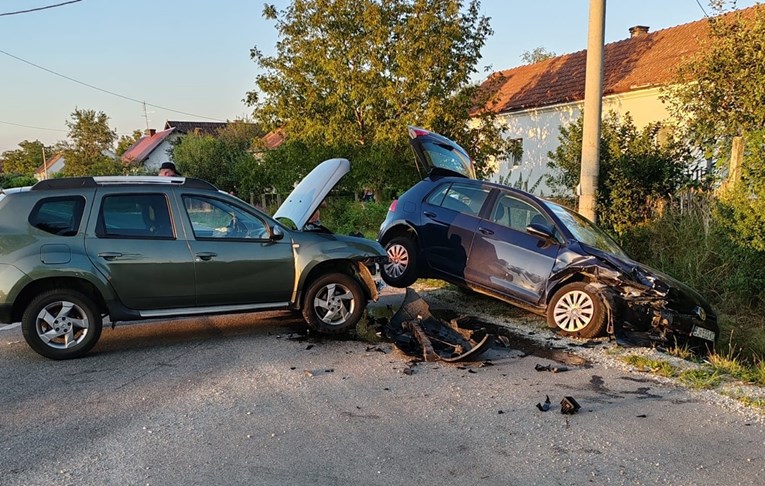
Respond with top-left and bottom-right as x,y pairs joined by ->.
0,48 -> 225,121
0,1 -> 82,17
0,119 -> 139,137
0,119 -> 67,132
695,0 -> 710,17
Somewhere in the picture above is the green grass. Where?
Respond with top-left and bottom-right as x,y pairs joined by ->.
621,355 -> 678,378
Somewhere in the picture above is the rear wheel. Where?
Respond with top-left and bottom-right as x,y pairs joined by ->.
382,237 -> 418,287
302,273 -> 365,334
21,289 -> 103,360
547,282 -> 607,338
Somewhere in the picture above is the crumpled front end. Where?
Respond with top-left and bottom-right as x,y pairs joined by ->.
550,247 -> 718,353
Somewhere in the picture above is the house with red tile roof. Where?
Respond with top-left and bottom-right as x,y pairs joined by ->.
121,127 -> 179,172
473,8 -> 737,196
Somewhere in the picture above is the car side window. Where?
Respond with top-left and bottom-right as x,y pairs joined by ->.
28,196 -> 85,236
96,194 -> 174,239
490,194 -> 547,233
183,195 -> 267,240
435,183 -> 489,216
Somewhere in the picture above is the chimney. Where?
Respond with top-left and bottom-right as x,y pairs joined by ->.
629,25 -> 650,38
145,128 -> 156,137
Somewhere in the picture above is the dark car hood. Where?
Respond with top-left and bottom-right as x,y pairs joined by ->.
579,243 -> 713,315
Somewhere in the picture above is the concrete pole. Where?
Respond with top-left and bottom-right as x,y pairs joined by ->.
578,0 -> 606,223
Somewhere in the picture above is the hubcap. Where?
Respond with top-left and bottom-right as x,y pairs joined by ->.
35,300 -> 90,349
384,243 -> 409,279
313,283 -> 356,326
553,290 -> 594,332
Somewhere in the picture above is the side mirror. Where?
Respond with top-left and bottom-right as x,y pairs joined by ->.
526,222 -> 555,240
270,225 -> 285,241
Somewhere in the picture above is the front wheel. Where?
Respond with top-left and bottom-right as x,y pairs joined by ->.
382,237 -> 419,287
21,289 -> 103,359
547,282 -> 607,338
302,273 -> 365,334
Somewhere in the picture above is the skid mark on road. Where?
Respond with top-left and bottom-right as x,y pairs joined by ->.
0,322 -> 20,331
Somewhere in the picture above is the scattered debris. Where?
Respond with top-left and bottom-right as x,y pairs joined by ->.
637,414 -> 647,418
386,289 -> 493,362
305,344 -> 314,350
537,395 -> 551,412
560,396 -> 581,415
535,363 -> 569,373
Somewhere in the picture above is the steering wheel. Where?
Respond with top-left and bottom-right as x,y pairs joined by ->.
227,215 -> 248,237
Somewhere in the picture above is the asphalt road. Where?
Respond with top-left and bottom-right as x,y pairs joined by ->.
1,287 -> 764,485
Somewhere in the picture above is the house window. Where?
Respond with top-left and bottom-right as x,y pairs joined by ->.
509,138 -> 523,167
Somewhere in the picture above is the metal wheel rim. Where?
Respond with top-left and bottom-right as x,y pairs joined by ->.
384,243 -> 409,279
35,300 -> 90,349
552,290 -> 594,332
313,283 -> 356,326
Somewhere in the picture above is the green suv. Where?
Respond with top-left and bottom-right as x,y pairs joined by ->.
0,159 -> 386,359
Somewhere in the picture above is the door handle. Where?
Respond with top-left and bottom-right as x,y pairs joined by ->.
98,252 -> 123,261
478,227 -> 494,235
195,252 -> 217,261
423,211 -> 437,218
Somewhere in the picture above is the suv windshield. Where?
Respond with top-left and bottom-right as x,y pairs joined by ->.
545,201 -> 628,259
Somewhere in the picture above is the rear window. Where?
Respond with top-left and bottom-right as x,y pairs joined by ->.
426,182 -> 489,216
420,141 -> 474,178
28,196 -> 85,236
96,194 -> 174,239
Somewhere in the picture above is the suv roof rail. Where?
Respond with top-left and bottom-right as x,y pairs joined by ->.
31,176 -> 218,191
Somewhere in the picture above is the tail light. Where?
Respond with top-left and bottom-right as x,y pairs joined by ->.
388,199 -> 398,212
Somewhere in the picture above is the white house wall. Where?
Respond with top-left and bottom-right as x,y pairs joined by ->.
493,87 -> 669,196
143,137 -> 177,172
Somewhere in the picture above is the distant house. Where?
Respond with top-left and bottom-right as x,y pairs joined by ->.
34,149 -> 116,180
121,128 -> 179,173
473,8 -> 744,195
164,120 -> 228,136
34,153 -> 65,181
260,128 -> 285,151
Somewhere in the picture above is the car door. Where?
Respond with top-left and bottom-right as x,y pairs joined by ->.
465,191 -> 560,305
86,191 -> 196,310
181,194 -> 295,306
419,181 -> 490,280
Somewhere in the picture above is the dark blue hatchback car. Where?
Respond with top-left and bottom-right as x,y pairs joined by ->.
378,127 -> 718,351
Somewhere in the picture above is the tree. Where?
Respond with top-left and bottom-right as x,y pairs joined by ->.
547,112 -> 691,234
60,108 -> 120,176
521,47 -> 556,64
171,120 -> 263,195
247,0 -> 512,198
664,5 -> 765,250
666,6 -> 765,159
1,140 -> 52,176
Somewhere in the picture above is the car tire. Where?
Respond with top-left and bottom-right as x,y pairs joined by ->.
382,237 -> 418,288
21,289 -> 103,360
302,273 -> 365,334
547,282 -> 607,338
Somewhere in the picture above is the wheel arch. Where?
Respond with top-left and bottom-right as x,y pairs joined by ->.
12,277 -> 109,323
379,222 -> 419,247
545,273 -> 588,307
296,259 -> 367,309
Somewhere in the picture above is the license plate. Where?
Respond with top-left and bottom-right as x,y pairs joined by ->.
692,326 -> 716,342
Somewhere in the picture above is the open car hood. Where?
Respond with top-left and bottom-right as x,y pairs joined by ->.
273,158 -> 350,230
408,126 -> 476,179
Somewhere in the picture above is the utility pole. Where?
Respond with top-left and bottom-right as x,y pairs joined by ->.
42,145 -> 47,180
578,0 -> 606,223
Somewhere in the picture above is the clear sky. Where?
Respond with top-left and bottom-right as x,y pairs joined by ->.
0,0 -> 759,153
